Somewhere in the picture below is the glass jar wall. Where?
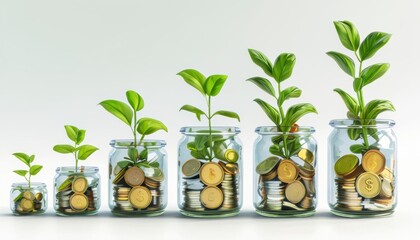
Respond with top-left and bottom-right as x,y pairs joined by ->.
10,182 -> 48,215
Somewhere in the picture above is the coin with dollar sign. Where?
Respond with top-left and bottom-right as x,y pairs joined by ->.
356,172 -> 382,198
277,159 -> 298,183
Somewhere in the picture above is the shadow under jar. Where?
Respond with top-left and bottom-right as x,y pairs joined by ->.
328,119 -> 397,218
178,127 -> 243,218
109,140 -> 167,217
11,182 -> 48,215
253,126 -> 317,217
54,166 -> 100,216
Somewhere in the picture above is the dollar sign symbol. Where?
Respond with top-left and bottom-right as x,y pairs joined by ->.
210,167 -> 215,180
369,160 -> 377,170
284,165 -> 292,178
365,178 -> 373,192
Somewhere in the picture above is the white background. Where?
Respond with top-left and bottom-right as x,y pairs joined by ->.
0,0 -> 418,239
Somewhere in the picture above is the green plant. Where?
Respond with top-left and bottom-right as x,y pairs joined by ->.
177,69 -> 240,161
99,90 -> 167,169
247,49 -> 317,159
53,125 -> 99,172
326,20 -> 395,153
12,153 -> 43,188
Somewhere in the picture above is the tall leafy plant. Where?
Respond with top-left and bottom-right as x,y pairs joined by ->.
326,20 -> 395,153
12,153 -> 43,188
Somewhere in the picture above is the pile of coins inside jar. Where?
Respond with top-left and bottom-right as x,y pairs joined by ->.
112,165 -> 164,213
56,175 -> 98,214
334,149 -> 395,212
256,149 -> 316,212
181,149 -> 240,212
13,190 -> 44,214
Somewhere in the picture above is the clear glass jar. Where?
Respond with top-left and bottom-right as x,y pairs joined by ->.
253,126 -> 317,217
10,182 -> 48,215
54,166 -> 101,216
178,126 -> 242,218
108,139 -> 167,217
328,119 -> 397,217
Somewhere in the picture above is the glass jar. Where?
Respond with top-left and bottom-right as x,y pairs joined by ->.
178,126 -> 242,218
328,119 -> 397,217
10,182 -> 48,215
54,166 -> 101,216
108,139 -> 167,217
253,126 -> 317,217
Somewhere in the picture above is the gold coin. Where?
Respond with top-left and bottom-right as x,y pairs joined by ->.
35,192 -> 43,202
285,181 -> 306,204
356,172 -> 382,199
343,164 -> 365,180
124,166 -> 145,187
261,168 -> 277,181
224,149 -> 239,163
362,150 -> 386,174
70,193 -> 89,211
113,167 -> 127,184
58,177 -> 73,191
23,191 -> 35,200
72,177 -> 88,193
200,186 -> 224,209
20,199 -> 34,211
380,168 -> 394,181
199,162 -> 224,186
225,163 -> 239,175
277,159 -> 298,183
298,148 -> 314,164
128,186 -> 152,209
182,159 -> 201,177
298,163 -> 315,178
334,154 -> 359,177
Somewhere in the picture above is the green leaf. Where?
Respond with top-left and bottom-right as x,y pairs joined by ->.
334,88 -> 359,117
126,90 -> 144,111
272,53 -> 296,83
326,51 -> 355,77
29,155 -> 35,163
149,162 -> 159,168
29,165 -> 43,176
347,128 -> 362,140
368,128 -> 379,141
127,148 -> 138,161
191,150 -> 208,160
350,144 -> 366,154
53,144 -> 76,154
194,135 -> 209,151
77,145 -> 99,160
347,111 -> 359,120
248,49 -> 273,77
353,77 -> 363,92
13,153 -> 30,166
13,170 -> 28,177
212,110 -> 240,122
279,86 -> 302,105
76,129 -> 86,145
139,149 -> 148,160
254,98 -> 280,126
64,125 -> 79,143
333,20 -> 360,51
364,99 -> 395,119
179,105 -> 206,121
177,69 -> 206,95
246,76 -> 276,97
359,32 -> 392,61
269,145 -> 285,158
99,100 -> 133,126
282,103 -> 318,131
137,118 -> 168,135
361,63 -> 390,87
204,75 -> 228,96
117,160 -> 132,168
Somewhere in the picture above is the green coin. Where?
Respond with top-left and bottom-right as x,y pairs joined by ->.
224,149 -> 239,163
334,154 -> 359,176
57,177 -> 74,192
150,167 -> 165,182
256,156 -> 280,175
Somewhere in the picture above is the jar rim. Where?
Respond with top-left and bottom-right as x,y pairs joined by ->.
180,126 -> 240,135
255,126 -> 315,135
11,182 -> 47,188
110,139 -> 166,148
329,119 -> 395,129
55,166 -> 99,173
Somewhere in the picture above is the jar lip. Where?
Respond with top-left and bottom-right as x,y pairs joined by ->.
55,166 -> 99,173
329,119 -> 395,128
110,139 -> 166,147
180,126 -> 240,135
255,126 -> 315,134
11,182 -> 46,188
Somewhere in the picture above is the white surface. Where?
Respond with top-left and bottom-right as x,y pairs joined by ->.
0,0 -> 418,238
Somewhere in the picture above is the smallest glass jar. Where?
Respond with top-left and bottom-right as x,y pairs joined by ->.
54,166 -> 101,216
10,182 -> 48,215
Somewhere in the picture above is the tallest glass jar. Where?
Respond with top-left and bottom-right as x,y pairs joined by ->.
178,127 -> 243,218
328,119 -> 397,217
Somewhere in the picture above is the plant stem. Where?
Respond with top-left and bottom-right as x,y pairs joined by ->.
207,96 -> 213,161
355,53 -> 370,148
277,83 -> 289,158
74,142 -> 78,172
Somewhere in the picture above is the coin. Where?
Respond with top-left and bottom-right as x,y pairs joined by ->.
298,163 -> 315,178
298,149 -> 314,164
58,177 -> 73,191
343,164 -> 365,180
124,166 -> 145,187
35,192 -> 43,202
72,177 -> 88,193
70,193 -> 89,211
200,162 -> 224,186
113,164 -> 122,176
182,159 -> 202,178
23,191 -> 35,200
256,156 -> 280,175
20,198 -> 34,211
129,186 -> 152,209
149,168 -> 165,182
285,180 -> 306,204
277,159 -> 298,183
113,167 -> 127,184
224,149 -> 239,163
380,168 -> 394,181
200,186 -> 224,209
379,178 -> 393,198
334,154 -> 359,177
261,168 -> 277,181
356,172 -> 382,199
362,150 -> 386,174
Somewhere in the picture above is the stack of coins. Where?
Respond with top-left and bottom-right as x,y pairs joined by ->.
14,190 -> 44,214
334,149 -> 395,212
219,162 -> 239,210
